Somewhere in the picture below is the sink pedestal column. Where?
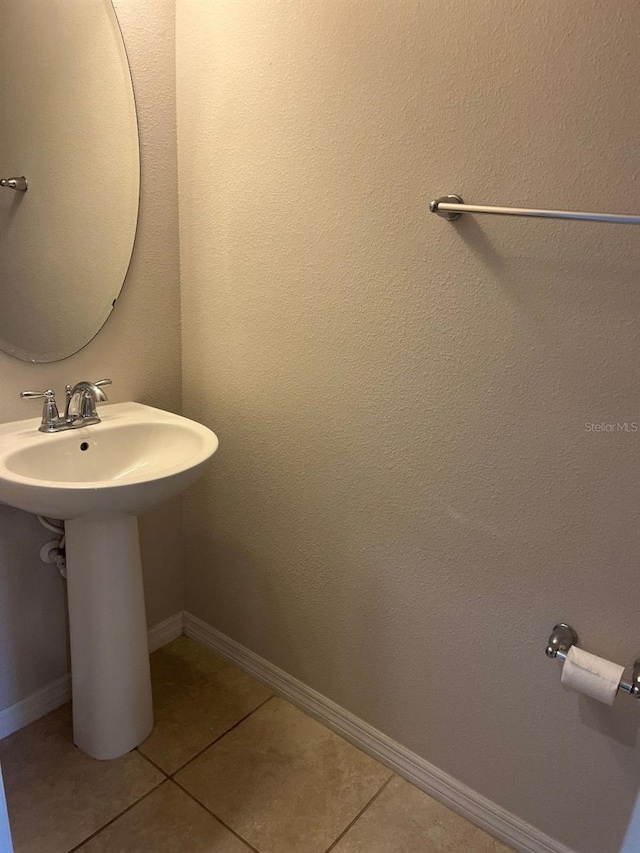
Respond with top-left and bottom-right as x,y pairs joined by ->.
65,512 -> 153,760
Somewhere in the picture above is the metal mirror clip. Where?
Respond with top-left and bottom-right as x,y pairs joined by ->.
0,176 -> 28,192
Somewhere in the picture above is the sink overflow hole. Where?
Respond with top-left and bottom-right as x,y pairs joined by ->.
80,442 -> 89,451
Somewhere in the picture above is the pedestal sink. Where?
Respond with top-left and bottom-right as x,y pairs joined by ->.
0,402 -> 218,759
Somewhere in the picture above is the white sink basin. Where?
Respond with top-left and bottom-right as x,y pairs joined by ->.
0,401 -> 218,761
0,401 -> 218,519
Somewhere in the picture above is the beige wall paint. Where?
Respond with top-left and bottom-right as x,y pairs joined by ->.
0,0 -> 182,711
177,2 -> 640,851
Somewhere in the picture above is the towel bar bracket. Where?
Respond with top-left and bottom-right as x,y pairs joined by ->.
429,194 -> 640,225
429,194 -> 463,220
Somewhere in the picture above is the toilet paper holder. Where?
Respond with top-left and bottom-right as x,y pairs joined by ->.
546,624 -> 640,698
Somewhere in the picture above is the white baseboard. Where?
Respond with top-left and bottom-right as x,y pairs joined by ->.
0,613 -> 185,741
147,611 -> 184,653
184,611 -> 576,853
0,674 -> 71,742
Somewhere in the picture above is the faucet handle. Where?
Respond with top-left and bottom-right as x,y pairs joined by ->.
20,389 -> 62,433
93,379 -> 112,405
93,379 -> 112,402
20,388 -> 56,401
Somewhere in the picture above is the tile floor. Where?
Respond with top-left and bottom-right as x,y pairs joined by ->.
0,637 -> 513,853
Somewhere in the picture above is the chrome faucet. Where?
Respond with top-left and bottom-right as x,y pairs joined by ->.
65,380 -> 111,426
20,379 -> 112,433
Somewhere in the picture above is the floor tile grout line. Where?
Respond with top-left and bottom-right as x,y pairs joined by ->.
64,662 -> 273,849
172,777 -> 262,853
10,639 -> 402,853
168,694 -> 275,778
135,748 -> 171,778
66,778 -> 169,853
323,773 -> 395,853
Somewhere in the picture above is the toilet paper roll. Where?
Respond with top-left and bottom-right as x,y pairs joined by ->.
560,646 -> 624,705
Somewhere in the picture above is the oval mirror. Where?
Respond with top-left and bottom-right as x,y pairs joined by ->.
0,0 -> 139,363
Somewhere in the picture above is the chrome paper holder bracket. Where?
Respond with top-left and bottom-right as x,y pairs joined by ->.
546,623 -> 640,698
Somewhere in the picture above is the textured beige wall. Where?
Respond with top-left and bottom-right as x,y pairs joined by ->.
0,0 -> 182,711
177,2 -> 640,851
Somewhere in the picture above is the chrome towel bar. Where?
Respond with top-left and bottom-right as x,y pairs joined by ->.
546,623 -> 640,698
430,194 -> 640,225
